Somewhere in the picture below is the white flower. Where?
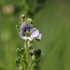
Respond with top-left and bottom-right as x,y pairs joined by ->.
19,22 -> 42,41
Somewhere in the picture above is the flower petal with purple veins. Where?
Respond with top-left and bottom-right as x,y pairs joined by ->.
20,31 -> 28,40
20,22 -> 33,32
20,31 -> 33,41
35,33 -> 42,40
19,22 -> 42,41
30,28 -> 39,37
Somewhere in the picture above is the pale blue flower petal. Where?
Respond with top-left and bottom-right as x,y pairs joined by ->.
36,33 -> 42,40
31,28 -> 39,37
20,31 -> 28,40
20,31 -> 33,41
20,22 -> 33,32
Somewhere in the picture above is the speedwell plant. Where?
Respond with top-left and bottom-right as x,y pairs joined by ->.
16,15 -> 42,70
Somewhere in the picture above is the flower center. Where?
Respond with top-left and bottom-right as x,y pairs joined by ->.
24,29 -> 31,37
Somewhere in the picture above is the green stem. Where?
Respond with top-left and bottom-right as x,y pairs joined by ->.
28,62 -> 34,70
25,40 -> 29,70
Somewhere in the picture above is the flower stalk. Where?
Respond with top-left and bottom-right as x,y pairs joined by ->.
25,40 -> 29,69
16,15 -> 42,70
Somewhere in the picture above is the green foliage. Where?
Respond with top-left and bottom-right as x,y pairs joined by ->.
33,0 -> 70,70
0,0 -> 70,70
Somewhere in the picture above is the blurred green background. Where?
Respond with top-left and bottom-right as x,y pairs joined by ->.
0,0 -> 70,70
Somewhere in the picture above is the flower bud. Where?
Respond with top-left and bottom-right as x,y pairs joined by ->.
21,15 -> 25,19
34,49 -> 41,58
30,49 -> 41,61
16,48 -> 20,54
16,58 -> 20,67
16,25 -> 19,29
26,18 -> 33,23
30,50 -> 34,56
20,48 -> 25,55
